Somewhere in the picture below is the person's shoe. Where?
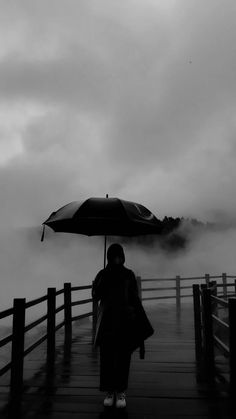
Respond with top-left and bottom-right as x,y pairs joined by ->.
103,392 -> 115,407
116,392 -> 126,408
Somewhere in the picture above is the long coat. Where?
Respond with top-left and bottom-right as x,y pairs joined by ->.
92,264 -> 154,358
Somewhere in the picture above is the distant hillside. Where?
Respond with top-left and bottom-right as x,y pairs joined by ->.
157,217 -> 215,252
160,216 -> 214,234
122,216 -> 215,252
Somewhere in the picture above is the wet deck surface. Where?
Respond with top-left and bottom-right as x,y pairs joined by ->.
0,303 -> 233,418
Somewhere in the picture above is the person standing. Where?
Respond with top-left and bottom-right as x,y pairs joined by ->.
92,243 -> 154,409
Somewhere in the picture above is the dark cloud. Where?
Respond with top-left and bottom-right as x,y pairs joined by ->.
0,0 -> 236,221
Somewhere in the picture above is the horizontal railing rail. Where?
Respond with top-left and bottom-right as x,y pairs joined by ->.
0,308 -> 14,320
0,334 -> 12,348
141,275 -> 226,282
71,298 -> 92,306
25,295 -> 48,309
141,273 -> 236,309
71,285 -> 92,291
23,334 -> 48,358
212,314 -> 229,329
24,314 -> 48,333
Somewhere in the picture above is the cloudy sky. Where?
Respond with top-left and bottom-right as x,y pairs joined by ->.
1,0 -> 236,307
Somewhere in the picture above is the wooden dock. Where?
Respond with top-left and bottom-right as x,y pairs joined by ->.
0,302 -> 234,418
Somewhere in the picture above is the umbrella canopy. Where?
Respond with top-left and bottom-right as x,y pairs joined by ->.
43,197 -> 161,237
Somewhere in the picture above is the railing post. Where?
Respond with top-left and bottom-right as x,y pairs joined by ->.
47,288 -> 56,362
229,297 -> 236,396
201,283 -> 207,293
202,287 -> 215,383
10,298 -> 26,397
193,284 -> 202,363
136,276 -> 142,300
222,273 -> 227,298
64,283 -> 72,337
205,273 -> 210,287
210,280 -> 218,316
176,275 -> 181,311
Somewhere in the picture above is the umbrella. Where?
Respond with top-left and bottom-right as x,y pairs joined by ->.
42,196 -> 161,267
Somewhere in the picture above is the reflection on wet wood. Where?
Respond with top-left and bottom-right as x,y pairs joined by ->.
0,303 -> 234,418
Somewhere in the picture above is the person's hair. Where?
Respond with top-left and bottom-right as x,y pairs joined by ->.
107,243 -> 125,264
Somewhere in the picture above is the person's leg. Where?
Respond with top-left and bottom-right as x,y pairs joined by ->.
99,342 -> 115,392
114,347 -> 132,393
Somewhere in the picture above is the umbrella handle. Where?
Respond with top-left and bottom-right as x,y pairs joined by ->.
103,235 -> 107,268
41,225 -> 45,242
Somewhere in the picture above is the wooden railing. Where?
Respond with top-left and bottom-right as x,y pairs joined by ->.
1,273 -> 236,398
0,283 -> 93,398
141,273 -> 236,309
193,281 -> 236,394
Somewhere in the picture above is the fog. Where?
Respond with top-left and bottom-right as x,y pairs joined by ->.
0,223 -> 235,312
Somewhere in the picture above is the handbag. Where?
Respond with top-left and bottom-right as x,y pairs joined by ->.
123,276 -> 154,356
127,301 -> 154,354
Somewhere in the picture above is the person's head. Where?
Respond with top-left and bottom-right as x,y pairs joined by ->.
107,243 -> 125,266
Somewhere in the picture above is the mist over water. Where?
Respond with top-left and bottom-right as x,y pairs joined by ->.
1,221 -> 236,312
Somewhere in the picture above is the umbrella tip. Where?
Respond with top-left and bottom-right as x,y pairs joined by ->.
41,224 -> 45,242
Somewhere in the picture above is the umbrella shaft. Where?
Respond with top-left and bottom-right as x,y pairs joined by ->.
104,236 -> 107,268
